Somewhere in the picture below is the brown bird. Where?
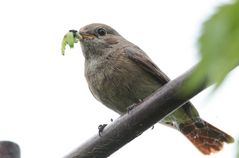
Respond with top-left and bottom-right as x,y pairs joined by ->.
77,23 -> 234,154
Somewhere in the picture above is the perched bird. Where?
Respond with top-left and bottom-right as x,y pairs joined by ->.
77,23 -> 234,154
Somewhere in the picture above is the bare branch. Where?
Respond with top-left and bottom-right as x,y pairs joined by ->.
64,66 -> 208,158
0,141 -> 20,158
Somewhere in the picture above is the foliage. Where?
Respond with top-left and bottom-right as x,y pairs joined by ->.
237,139 -> 239,158
191,0 -> 239,87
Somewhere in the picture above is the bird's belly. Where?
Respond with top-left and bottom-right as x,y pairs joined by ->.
86,62 -> 162,114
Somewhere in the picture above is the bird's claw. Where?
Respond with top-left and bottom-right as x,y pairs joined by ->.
98,124 -> 108,137
127,99 -> 143,113
127,103 -> 137,113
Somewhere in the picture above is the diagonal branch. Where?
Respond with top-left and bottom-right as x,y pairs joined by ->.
64,66 -> 209,158
0,141 -> 20,158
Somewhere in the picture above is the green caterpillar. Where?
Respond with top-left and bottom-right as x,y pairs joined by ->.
61,31 -> 80,55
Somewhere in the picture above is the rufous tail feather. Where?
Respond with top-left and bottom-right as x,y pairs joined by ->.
179,118 -> 234,154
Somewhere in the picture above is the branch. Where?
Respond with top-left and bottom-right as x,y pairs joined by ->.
0,141 -> 20,158
64,66 -> 208,158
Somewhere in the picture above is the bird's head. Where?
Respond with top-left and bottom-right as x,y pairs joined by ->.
78,23 -> 122,59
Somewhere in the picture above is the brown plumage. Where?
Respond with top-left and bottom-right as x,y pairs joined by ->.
78,23 -> 234,155
179,118 -> 234,154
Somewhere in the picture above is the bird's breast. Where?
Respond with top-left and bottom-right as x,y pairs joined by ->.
84,55 -> 161,113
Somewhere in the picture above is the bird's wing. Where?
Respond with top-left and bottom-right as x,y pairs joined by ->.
124,47 -> 170,84
124,47 -> 200,128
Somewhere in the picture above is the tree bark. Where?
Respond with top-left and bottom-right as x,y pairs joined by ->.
0,141 -> 20,158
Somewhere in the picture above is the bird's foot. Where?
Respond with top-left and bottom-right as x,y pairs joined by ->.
127,99 -> 143,113
127,103 -> 136,113
98,124 -> 108,137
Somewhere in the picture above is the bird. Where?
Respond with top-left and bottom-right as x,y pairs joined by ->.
77,23 -> 234,154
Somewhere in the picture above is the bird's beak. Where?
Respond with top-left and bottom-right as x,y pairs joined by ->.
79,33 -> 96,40
67,29 -> 96,42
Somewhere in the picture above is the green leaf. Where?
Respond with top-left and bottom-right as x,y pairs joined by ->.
61,32 -> 78,55
192,1 -> 239,88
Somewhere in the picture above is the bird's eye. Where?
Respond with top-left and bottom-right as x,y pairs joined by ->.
96,28 -> 107,36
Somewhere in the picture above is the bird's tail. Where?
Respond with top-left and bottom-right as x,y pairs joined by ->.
179,118 -> 234,154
